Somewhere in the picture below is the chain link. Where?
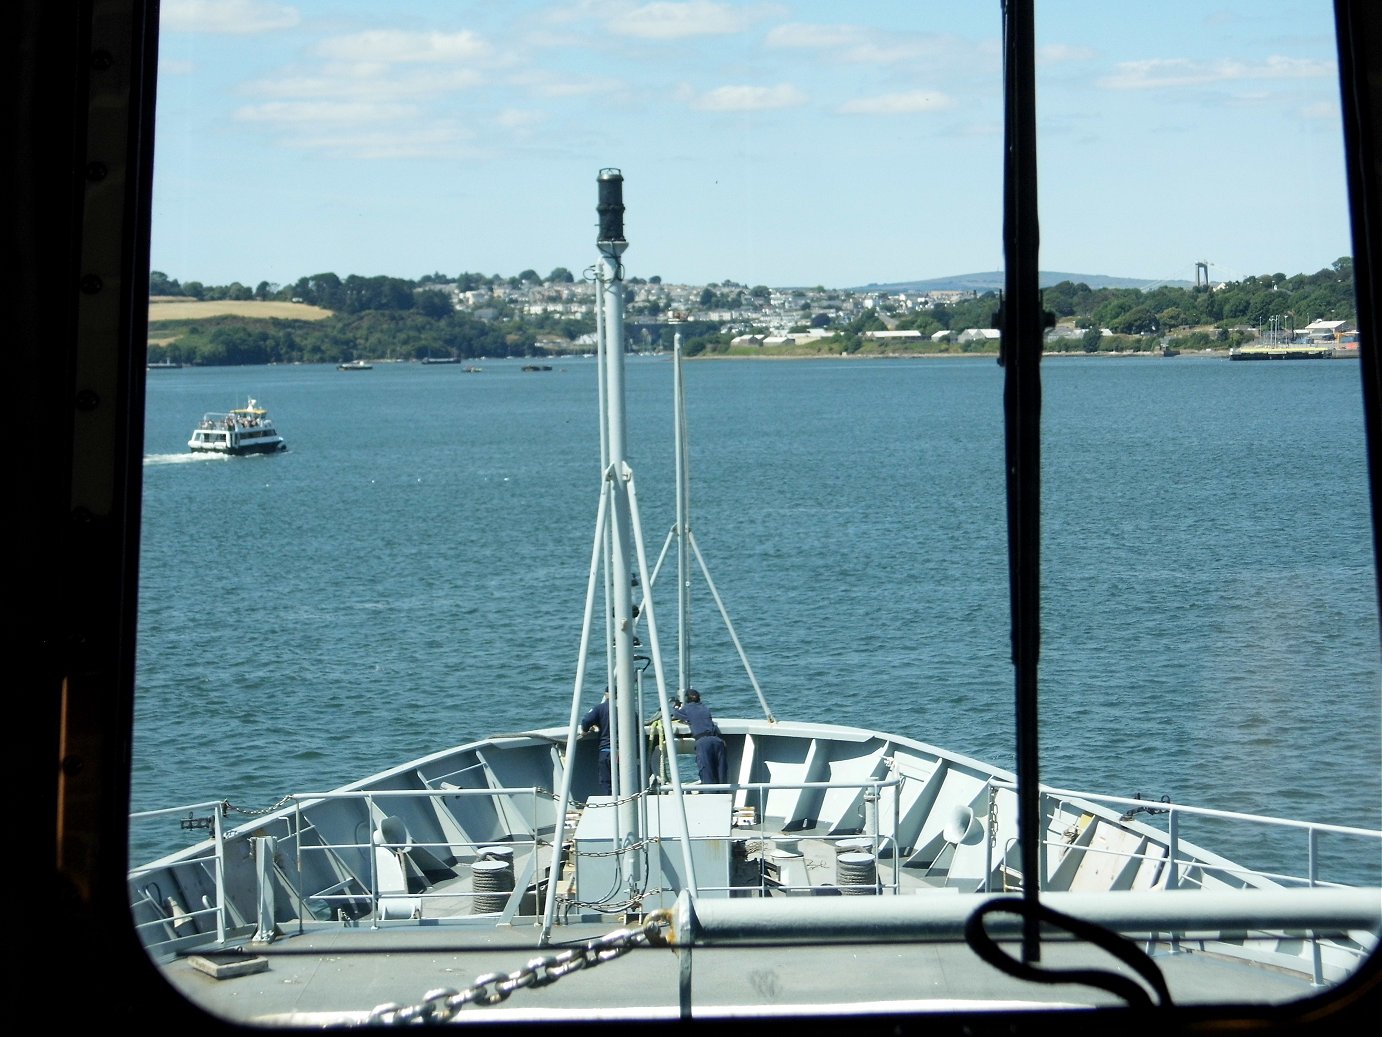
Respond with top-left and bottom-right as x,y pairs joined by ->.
363,911 -> 672,1025
566,887 -> 674,913
576,788 -> 646,809
571,836 -> 655,859
224,795 -> 294,817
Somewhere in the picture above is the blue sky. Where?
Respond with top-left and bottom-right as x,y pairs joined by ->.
152,1 -> 1351,290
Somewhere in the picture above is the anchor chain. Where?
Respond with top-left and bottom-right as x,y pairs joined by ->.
363,911 -> 672,1025
224,795 -> 294,817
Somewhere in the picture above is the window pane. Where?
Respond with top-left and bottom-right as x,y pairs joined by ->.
1036,1 -> 1378,888
129,1 -> 1378,1025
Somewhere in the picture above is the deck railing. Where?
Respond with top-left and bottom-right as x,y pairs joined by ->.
129,774 -> 1381,978
988,781 -> 1382,893
129,799 -> 231,954
128,787 -> 555,958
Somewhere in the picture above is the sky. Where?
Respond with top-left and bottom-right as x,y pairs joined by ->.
151,0 -> 1353,290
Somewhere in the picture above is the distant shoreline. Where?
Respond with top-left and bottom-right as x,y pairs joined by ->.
694,348 -> 1235,360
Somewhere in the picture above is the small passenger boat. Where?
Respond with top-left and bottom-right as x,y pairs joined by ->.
337,359 -> 373,371
187,399 -> 286,455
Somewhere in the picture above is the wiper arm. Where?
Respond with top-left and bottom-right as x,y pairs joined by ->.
990,3 -> 1174,1009
965,896 -> 1174,1009
997,0 -> 1047,965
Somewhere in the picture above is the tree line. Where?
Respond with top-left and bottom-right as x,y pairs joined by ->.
147,259 -> 1355,366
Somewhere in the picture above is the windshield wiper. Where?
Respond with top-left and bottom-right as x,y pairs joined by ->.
988,0 -> 1171,1002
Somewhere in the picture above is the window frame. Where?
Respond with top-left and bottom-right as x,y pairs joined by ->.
26,0 -> 1382,1030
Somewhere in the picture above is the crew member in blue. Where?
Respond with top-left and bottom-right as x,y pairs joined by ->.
670,688 -> 728,786
580,689 -> 613,796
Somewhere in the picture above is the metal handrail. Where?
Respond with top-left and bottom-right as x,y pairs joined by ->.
128,799 -> 229,956
284,786 -> 552,930
983,779 -> 1382,891
127,772 -> 1380,969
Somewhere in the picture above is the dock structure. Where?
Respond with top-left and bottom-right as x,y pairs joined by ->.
1228,344 -> 1334,360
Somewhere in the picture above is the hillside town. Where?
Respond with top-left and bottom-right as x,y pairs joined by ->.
425,275 -> 1357,355
451,278 -> 990,352
147,261 -> 1358,365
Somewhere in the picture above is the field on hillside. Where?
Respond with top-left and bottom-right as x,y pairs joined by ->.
148,299 -> 333,321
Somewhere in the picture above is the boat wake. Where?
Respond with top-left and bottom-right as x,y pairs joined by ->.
143,452 -> 229,466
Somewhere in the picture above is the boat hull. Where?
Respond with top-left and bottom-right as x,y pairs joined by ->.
187,439 -> 286,455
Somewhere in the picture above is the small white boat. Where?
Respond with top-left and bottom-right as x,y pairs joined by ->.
337,359 -> 373,371
187,399 -> 286,455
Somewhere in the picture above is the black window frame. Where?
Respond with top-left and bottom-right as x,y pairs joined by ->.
24,0 -> 1381,1031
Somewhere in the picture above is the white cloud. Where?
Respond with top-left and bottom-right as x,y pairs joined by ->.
837,91 -> 956,115
1100,55 -> 1332,90
246,67 -> 486,103
234,100 -> 418,126
688,83 -> 807,111
766,22 -> 979,68
765,22 -> 866,50
161,0 -> 299,34
519,74 -> 622,100
1039,43 -> 1097,64
287,124 -> 471,160
232,101 -> 476,160
315,30 -> 494,65
158,58 -> 195,77
1299,100 -> 1339,121
611,1 -> 753,40
495,108 -> 547,130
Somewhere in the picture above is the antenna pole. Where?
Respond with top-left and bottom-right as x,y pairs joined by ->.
595,170 -> 642,889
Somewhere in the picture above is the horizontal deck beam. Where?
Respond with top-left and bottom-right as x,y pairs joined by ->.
671,888 -> 1382,944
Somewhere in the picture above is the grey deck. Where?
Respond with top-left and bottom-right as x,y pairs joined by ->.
160,919 -> 1319,1026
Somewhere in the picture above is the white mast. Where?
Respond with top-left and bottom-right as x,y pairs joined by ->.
595,170 -> 642,876
674,331 -> 691,697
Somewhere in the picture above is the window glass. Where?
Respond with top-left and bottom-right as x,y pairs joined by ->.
1035,0 -> 1377,890
130,1 -> 1377,1025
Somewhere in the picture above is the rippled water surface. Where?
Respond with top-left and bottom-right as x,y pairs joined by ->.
133,355 -> 1380,881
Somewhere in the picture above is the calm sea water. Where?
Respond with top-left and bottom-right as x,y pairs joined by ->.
133,355 -> 1381,882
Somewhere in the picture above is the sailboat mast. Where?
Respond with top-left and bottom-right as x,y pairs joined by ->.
595,170 -> 642,822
